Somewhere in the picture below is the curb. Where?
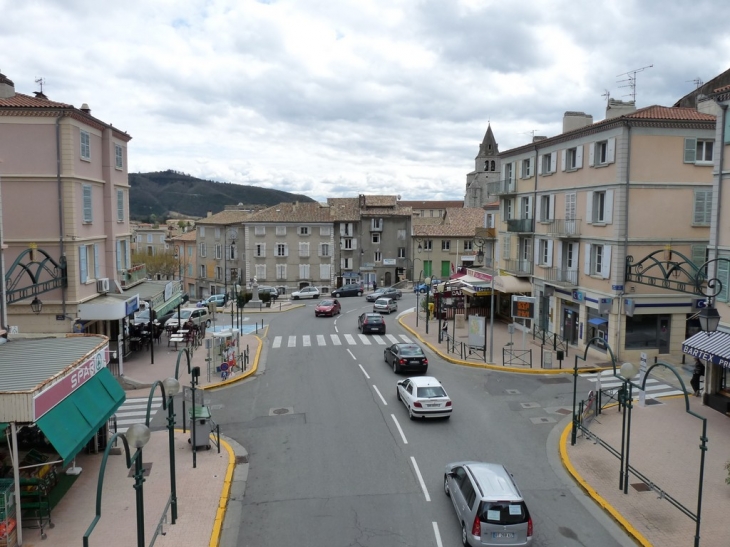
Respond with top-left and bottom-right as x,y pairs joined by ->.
212,436 -> 249,547
558,423 -> 652,546
201,330 -> 266,391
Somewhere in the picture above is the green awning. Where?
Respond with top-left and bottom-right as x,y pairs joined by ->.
154,293 -> 183,317
36,368 -> 125,466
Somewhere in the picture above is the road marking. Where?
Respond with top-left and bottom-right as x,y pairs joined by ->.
347,349 -> 356,360
386,334 -> 399,343
373,385 -> 387,405
302,335 -> 311,347
287,335 -> 296,347
410,457 -> 430,502
358,364 -> 370,379
114,397 -> 163,433
317,334 -> 326,346
272,336 -> 282,348
344,334 -> 356,345
399,334 -> 413,342
581,370 -> 684,398
432,522 -> 443,547
391,414 -> 408,444
330,334 -> 342,345
372,335 -> 387,345
358,334 -> 372,345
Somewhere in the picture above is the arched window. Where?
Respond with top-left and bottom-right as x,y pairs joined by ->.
490,160 -> 496,171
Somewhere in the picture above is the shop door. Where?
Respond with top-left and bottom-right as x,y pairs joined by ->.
563,309 -> 578,345
384,272 -> 392,286
658,315 -> 671,354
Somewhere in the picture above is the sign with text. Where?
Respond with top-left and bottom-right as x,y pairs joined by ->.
572,290 -> 585,302
511,296 -> 536,320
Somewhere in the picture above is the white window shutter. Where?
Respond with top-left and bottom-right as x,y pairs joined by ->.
495,240 -> 500,261
571,242 -> 579,270
94,244 -> 100,278
535,195 -> 542,221
534,239 -> 540,265
576,145 -> 583,168
601,245 -> 612,279
80,245 -> 88,283
537,155 -> 543,175
116,241 -> 122,271
528,157 -> 534,177
527,196 -> 533,218
549,194 -> 555,219
547,240 -> 554,267
340,224 -> 345,236
605,189 -> 614,224
584,243 -> 592,273
284,244 -> 289,257
501,163 -> 506,181
518,160 -> 523,179
684,138 -> 697,163
607,137 -> 616,163
353,238 -> 358,249
561,149 -> 567,171
588,143 -> 595,167
586,192 -> 593,224
550,151 -> 557,173
556,242 -> 563,271
125,243 -> 131,268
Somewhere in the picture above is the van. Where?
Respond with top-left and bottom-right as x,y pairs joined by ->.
165,307 -> 211,329
444,461 -> 533,546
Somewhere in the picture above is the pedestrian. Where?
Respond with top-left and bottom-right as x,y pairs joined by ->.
372,280 -> 377,291
690,358 -> 705,397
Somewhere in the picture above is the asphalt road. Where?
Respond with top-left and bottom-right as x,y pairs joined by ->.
211,294 -> 631,546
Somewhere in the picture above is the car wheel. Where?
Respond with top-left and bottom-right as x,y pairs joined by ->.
420,288 -> 426,293
408,406 -> 415,420
205,319 -> 211,327
461,522 -> 469,546
384,353 -> 388,363
358,291 -> 363,296
293,295 -> 299,300
444,475 -> 451,497
393,361 -> 400,374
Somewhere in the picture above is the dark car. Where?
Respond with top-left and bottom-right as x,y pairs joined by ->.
384,343 -> 429,374
314,299 -> 341,317
331,284 -> 363,298
366,287 -> 402,302
358,312 -> 386,334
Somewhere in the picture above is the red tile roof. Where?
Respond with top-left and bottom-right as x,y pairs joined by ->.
0,92 -> 72,108
626,105 -> 715,121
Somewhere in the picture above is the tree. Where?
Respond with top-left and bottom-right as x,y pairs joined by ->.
131,250 -> 178,279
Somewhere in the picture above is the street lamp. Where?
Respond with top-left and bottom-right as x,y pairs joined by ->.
31,296 -> 43,314
473,236 -> 486,265
698,299 -> 721,334
162,377 -> 181,524
424,276 -> 432,334
415,270 -> 423,328
436,282 -> 445,343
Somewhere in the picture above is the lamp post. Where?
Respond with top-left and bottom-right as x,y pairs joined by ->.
436,282 -> 445,343
415,270 -> 423,328
162,377 -> 181,524
424,276 -> 432,334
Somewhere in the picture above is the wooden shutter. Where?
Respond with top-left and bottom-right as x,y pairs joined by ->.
684,138 -> 697,163
79,245 -> 88,283
550,151 -> 557,173
561,149 -> 567,171
576,145 -> 583,168
94,244 -> 100,279
586,192 -> 593,223
584,243 -> 592,274
537,155 -> 543,175
606,138 -> 616,163
604,189 -> 614,224
601,245 -> 612,279
588,143 -> 595,167
546,240 -> 554,267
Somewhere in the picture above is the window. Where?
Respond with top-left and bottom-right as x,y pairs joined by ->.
371,218 -> 383,231
520,196 -> 531,219
340,223 -> 353,236
503,198 -> 513,220
459,479 -> 476,510
520,158 -> 533,178
320,264 -> 331,280
563,146 -> 583,171
320,226 -> 331,236
215,266 -> 223,281
214,228 -> 221,239
565,193 -> 576,220
502,235 -> 511,259
215,244 -> 222,259
276,264 -> 287,280
693,190 -> 712,225
441,240 -> 450,251
504,162 -> 514,183
343,238 -> 354,250
187,264 -> 193,276
228,244 -> 237,260
146,234 -> 153,244
115,189 -> 124,222
398,247 -> 406,258
463,240 -> 473,252
200,265 -> 207,278
255,264 -> 266,280
374,251 -> 382,262
299,226 -> 310,236
255,243 -> 266,257
276,243 -> 287,257
83,184 -> 93,223
320,243 -> 331,257
372,233 -> 381,244
116,239 -> 130,271
199,243 -> 207,257
684,138 -> 714,164
255,226 -> 265,235
587,190 -> 613,224
159,235 -> 165,243
397,229 -> 406,240
590,137 -> 616,166
276,226 -> 287,236
540,152 -> 555,174
585,243 -> 611,278
299,242 -> 310,257
115,144 -> 123,169
80,130 -> 90,160
299,264 -> 310,279
538,239 -> 552,266
342,257 -> 352,270
539,195 -> 552,222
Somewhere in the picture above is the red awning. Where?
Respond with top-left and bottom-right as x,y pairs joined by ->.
449,271 -> 466,280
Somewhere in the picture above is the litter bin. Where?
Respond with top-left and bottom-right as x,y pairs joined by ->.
188,405 -> 212,450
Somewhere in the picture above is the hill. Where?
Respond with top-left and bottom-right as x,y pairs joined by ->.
129,170 -> 315,221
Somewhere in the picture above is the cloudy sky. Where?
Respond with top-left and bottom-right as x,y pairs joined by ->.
2,0 -> 729,202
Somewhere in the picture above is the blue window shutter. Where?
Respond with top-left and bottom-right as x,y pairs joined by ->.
116,240 -> 122,271
94,244 -> 100,279
79,245 -> 88,283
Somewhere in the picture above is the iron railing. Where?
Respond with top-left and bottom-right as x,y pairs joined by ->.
503,259 -> 533,276
541,267 -> 578,286
506,218 -> 534,233
534,218 -> 582,237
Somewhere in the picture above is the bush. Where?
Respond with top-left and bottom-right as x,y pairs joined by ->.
237,291 -> 252,307
259,290 -> 271,303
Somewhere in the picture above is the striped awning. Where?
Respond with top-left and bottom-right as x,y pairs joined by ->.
682,331 -> 730,368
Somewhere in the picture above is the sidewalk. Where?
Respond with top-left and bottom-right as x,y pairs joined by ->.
400,306 -> 730,547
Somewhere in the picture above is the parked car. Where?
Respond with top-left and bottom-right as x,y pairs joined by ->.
165,307 -> 211,329
331,284 -> 363,298
365,287 -> 402,302
443,461 -> 533,546
414,283 -> 431,294
373,297 -> 397,314
397,376 -> 452,420
358,312 -> 386,334
203,294 -> 227,307
384,343 -> 428,373
291,286 -> 320,300
257,285 -> 279,300
314,299 -> 341,317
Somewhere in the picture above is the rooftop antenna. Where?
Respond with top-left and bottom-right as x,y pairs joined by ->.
616,64 -> 653,102
35,77 -> 45,94
601,89 -> 611,106
687,77 -> 704,89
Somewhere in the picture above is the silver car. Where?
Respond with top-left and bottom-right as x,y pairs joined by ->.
373,297 -> 397,314
444,461 -> 533,546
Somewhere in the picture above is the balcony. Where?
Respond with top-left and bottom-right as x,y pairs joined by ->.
474,227 -> 497,239
542,267 -> 578,286
506,218 -> 534,233
486,178 -> 517,196
535,218 -> 582,238
503,259 -> 533,276
119,264 -> 147,288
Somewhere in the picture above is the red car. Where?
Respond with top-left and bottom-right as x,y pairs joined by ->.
314,299 -> 341,317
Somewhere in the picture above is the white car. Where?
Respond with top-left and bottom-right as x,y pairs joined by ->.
373,297 -> 397,314
396,376 -> 452,420
291,286 -> 320,300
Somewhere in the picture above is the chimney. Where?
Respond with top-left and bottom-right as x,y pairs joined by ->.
533,136 -> 547,143
80,103 -> 91,114
207,210 -> 213,217
605,99 -> 636,120
0,72 -> 15,99
563,111 -> 593,133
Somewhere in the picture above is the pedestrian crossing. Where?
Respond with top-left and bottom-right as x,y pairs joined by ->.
580,370 -> 685,400
272,333 -> 412,349
113,396 -> 164,433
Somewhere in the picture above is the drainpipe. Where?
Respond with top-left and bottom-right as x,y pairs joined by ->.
57,113 -> 67,318
712,104 -> 727,274
0,169 -> 7,330
616,122 -> 632,361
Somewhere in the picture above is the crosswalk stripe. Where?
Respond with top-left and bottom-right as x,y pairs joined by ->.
580,372 -> 682,399
303,335 -> 311,347
273,336 -> 282,348
344,334 -> 356,345
386,334 -> 399,344
288,335 -> 296,347
330,334 -> 342,345
358,335 -> 372,345
372,336 -> 387,345
317,334 -> 326,346
267,334 -> 419,349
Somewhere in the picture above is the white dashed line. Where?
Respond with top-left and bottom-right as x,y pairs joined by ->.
347,349 -> 356,360
358,364 -> 370,379
372,385 -> 387,405
391,414 -> 408,444
432,522 -> 443,547
410,457 -> 430,502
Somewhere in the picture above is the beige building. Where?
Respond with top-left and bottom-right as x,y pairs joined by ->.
399,199 -> 464,218
133,223 -> 170,255
170,230 -> 198,298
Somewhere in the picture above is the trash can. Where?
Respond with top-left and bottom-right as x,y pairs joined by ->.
188,405 -> 212,450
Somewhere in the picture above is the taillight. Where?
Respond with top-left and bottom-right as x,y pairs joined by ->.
445,401 -> 452,407
527,516 -> 533,537
423,358 -> 428,365
399,358 -> 407,364
413,401 -> 422,408
471,514 -> 481,537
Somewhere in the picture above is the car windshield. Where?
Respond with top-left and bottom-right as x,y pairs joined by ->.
375,299 -> 390,304
365,315 -> 383,323
399,345 -> 424,356
319,300 -> 334,306
480,501 -> 528,525
172,309 -> 193,320
416,386 -> 447,398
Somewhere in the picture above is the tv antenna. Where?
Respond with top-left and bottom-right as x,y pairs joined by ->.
687,77 -> 704,89
617,64 -> 653,102
35,77 -> 45,94
601,89 -> 611,105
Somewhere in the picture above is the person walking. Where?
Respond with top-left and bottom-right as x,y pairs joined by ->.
690,358 -> 705,397
372,280 -> 377,291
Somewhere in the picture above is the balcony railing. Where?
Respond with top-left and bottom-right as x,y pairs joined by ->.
119,264 -> 147,288
541,267 -> 578,286
534,218 -> 582,238
486,178 -> 517,195
506,218 -> 534,233
503,259 -> 533,276
474,227 -> 497,239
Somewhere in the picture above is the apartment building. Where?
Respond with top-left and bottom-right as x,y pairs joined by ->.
488,104 -> 715,362
132,224 -> 169,255
170,230 -> 197,298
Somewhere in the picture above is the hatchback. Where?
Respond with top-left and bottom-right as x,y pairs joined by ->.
358,313 -> 385,334
366,287 -> 402,302
443,461 -> 533,546
331,284 -> 363,298
291,286 -> 320,300
373,297 -> 397,314
397,376 -> 452,420
314,299 -> 341,317
384,343 -> 428,373
165,307 -> 211,329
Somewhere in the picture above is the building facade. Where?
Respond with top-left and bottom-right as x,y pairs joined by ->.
465,124 -> 502,208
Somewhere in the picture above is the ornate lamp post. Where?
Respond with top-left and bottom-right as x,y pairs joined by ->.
424,276 -> 432,334
162,377 -> 181,524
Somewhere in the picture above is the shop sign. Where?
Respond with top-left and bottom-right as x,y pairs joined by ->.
34,345 -> 109,420
383,259 -> 396,266
511,296 -> 536,320
598,298 -> 613,314
125,295 -> 140,316
572,290 -> 585,302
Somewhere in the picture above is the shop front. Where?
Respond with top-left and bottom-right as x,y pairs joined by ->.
682,330 -> 730,415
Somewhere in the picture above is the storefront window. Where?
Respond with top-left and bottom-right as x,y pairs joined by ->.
625,314 -> 670,350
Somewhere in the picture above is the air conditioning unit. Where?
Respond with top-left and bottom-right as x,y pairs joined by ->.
97,278 -> 110,293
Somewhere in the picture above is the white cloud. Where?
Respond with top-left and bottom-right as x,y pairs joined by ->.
2,0 -> 729,202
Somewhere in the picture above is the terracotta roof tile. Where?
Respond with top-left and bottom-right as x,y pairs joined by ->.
625,105 -> 715,121
327,198 -> 361,221
399,200 -> 464,209
412,207 -> 484,237
714,84 -> 730,94
170,231 -> 197,242
196,210 -> 253,225
246,202 -> 335,223
0,91 -> 72,108
363,195 -> 397,207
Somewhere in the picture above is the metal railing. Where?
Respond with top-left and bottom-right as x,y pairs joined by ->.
532,324 -> 569,356
503,259 -> 533,276
486,178 -> 517,195
506,218 -> 534,233
503,347 -> 532,367
441,332 -> 487,363
541,268 -> 578,286
534,218 -> 582,237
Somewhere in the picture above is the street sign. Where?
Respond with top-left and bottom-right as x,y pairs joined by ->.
612,284 -> 624,291
572,290 -> 585,302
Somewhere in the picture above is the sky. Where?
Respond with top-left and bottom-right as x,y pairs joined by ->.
2,0 -> 729,202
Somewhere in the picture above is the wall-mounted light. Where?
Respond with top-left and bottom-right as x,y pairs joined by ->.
31,297 -> 43,314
